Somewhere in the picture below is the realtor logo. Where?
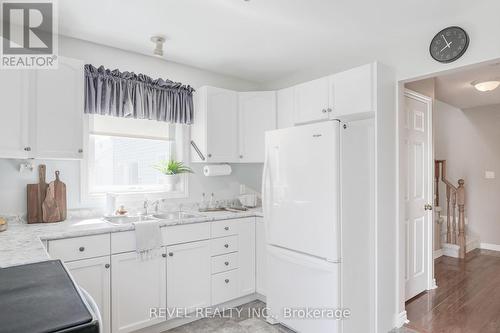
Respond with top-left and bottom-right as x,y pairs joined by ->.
1,0 -> 58,69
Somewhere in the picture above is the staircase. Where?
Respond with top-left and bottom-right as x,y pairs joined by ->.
434,160 -> 472,259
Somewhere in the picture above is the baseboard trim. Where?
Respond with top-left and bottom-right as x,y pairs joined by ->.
394,310 -> 409,328
480,243 -> 500,252
433,249 -> 443,259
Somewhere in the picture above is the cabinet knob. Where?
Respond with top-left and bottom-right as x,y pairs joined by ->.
322,109 -> 327,113
224,244 -> 229,248
162,253 -> 167,258
224,226 -> 229,231
225,279 -> 230,284
169,252 -> 174,257
105,264 -> 110,269
78,149 -> 83,153
24,147 -> 31,152
239,155 -> 243,159
224,261 -> 229,266
207,154 -> 212,158
327,108 -> 333,113
79,246 -> 85,252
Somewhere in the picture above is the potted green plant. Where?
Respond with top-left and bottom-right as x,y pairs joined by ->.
153,159 -> 194,190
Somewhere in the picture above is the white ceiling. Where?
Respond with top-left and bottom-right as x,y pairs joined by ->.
435,62 -> 500,109
53,0 -> 494,84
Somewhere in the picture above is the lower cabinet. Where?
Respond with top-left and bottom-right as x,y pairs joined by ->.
238,218 -> 256,296
256,217 -> 267,296
111,250 -> 167,333
166,240 -> 211,317
66,256 -> 111,333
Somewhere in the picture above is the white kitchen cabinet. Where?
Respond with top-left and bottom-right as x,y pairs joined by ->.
0,71 -> 30,159
330,63 -> 375,117
237,218 -> 256,297
111,250 -> 166,333
166,240 -> 211,316
293,76 -> 330,124
66,256 -> 111,333
255,217 -> 266,296
32,57 -> 84,159
277,87 -> 294,129
238,91 -> 276,163
191,86 -> 239,163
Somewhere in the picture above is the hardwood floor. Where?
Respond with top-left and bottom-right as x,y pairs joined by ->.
405,249 -> 500,333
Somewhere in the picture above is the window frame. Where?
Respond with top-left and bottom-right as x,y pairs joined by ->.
80,115 -> 190,205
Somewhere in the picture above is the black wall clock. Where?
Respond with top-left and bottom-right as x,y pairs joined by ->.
429,26 -> 469,63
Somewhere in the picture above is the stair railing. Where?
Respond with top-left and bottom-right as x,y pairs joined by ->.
435,160 -> 466,258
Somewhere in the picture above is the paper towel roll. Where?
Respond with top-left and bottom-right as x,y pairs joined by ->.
203,164 -> 232,176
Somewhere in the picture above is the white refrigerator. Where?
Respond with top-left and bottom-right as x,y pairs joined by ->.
262,120 -> 374,333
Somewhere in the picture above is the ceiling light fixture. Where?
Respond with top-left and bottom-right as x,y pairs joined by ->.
471,79 -> 500,92
150,36 -> 165,57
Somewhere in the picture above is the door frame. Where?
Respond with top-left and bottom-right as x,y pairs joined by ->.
395,57 -> 500,328
403,89 -> 436,299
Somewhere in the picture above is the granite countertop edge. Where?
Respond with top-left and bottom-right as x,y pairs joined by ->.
0,209 -> 263,268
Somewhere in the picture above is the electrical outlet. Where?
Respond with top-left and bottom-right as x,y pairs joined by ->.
485,171 -> 495,179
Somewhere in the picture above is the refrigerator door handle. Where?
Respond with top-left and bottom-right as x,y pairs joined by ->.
262,144 -> 273,236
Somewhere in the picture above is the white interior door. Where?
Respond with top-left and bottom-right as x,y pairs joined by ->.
404,90 -> 433,301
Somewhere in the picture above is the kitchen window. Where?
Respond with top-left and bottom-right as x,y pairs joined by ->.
83,114 -> 188,198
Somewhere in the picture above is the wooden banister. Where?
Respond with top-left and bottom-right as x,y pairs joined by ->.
435,160 -> 466,258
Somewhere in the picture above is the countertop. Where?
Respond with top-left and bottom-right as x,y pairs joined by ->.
0,209 -> 263,268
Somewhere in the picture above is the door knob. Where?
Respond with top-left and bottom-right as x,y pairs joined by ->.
321,109 -> 327,113
424,204 -> 433,211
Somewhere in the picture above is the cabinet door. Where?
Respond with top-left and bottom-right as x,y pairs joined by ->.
111,251 -> 166,333
331,63 -> 375,117
206,87 -> 238,163
238,218 -> 256,297
166,240 -> 210,317
238,91 -> 276,163
33,57 -> 84,159
256,217 -> 266,296
277,87 -> 294,129
66,257 -> 111,333
0,71 -> 30,158
293,77 -> 330,124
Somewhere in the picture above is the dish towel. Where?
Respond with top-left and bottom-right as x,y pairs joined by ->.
132,220 -> 162,260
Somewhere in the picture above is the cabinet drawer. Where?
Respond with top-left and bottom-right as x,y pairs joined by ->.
211,235 -> 238,256
48,234 -> 110,262
211,269 -> 239,305
165,223 -> 210,246
212,252 -> 239,274
211,219 -> 239,238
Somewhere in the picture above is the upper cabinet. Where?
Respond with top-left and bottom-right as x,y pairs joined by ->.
276,87 -> 294,129
293,62 -> 376,124
293,77 -> 331,124
330,63 -> 375,118
33,57 -> 84,159
192,86 -> 239,163
238,91 -> 276,163
0,71 -> 30,159
0,56 -> 84,160
191,87 -> 276,163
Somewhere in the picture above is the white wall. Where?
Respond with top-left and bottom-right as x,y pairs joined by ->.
0,36 -> 263,215
434,100 -> 500,246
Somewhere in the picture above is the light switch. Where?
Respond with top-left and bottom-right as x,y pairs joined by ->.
485,171 -> 495,179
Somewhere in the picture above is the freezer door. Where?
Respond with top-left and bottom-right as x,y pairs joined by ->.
266,245 -> 341,333
262,121 -> 341,261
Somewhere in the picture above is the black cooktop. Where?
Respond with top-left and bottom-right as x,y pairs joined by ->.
0,260 -> 98,333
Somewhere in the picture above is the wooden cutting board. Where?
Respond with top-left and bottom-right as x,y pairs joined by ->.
53,171 -> 67,220
27,165 -> 48,224
42,182 -> 61,223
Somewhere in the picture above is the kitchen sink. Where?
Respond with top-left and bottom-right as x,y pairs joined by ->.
103,215 -> 144,225
150,211 -> 201,220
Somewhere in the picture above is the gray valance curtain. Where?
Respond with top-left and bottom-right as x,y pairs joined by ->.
84,64 -> 195,124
